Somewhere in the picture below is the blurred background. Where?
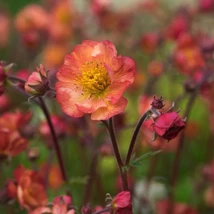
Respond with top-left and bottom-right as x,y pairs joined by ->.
0,0 -> 214,213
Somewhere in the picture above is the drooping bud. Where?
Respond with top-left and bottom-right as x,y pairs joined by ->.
153,112 -> 185,141
25,64 -> 49,97
111,191 -> 133,214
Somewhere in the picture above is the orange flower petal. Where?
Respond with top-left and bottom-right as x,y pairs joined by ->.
76,96 -> 107,113
105,81 -> 131,104
91,97 -> 127,120
113,56 -> 135,83
56,83 -> 84,117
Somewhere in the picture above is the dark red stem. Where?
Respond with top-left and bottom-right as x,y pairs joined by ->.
125,110 -> 152,166
38,97 -> 67,182
103,118 -> 128,190
8,76 -> 67,183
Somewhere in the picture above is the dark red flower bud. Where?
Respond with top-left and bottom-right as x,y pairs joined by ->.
153,112 -> 185,140
151,96 -> 164,109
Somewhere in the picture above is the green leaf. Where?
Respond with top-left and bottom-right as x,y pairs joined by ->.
130,150 -> 162,167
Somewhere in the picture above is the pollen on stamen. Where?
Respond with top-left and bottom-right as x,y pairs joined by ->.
77,61 -> 111,95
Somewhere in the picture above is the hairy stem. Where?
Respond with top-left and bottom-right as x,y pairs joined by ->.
38,97 -> 67,182
103,118 -> 128,190
8,75 -> 67,183
125,110 -> 152,166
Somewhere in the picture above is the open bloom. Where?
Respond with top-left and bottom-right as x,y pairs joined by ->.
153,112 -> 185,141
29,195 -> 74,214
0,111 -> 30,158
0,129 -> 28,158
56,40 -> 135,120
7,165 -> 47,211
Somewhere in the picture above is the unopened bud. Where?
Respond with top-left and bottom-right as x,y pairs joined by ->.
25,64 -> 49,97
27,147 -> 40,161
150,96 -> 164,109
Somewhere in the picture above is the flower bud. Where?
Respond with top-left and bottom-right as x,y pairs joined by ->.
27,147 -> 40,161
151,96 -> 164,109
25,64 -> 49,96
112,191 -> 133,213
153,112 -> 185,141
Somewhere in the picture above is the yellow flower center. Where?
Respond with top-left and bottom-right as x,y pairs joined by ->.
77,61 -> 111,95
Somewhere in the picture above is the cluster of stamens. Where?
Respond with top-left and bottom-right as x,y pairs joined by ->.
77,61 -> 111,95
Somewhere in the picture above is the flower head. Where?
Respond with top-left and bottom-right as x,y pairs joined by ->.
112,191 -> 133,214
153,112 -> 185,141
29,195 -> 74,214
174,33 -> 205,74
7,165 -> 47,210
15,4 -> 49,33
56,40 -> 135,120
25,64 -> 49,96
0,130 -> 28,159
0,111 -> 30,158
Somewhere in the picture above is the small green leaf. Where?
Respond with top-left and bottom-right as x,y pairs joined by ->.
130,150 -> 162,167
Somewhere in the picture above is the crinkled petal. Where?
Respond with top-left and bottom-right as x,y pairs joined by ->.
105,81 -> 131,104
92,40 -> 117,58
91,97 -> 127,120
56,82 -> 84,118
113,56 -> 135,83
76,96 -> 107,113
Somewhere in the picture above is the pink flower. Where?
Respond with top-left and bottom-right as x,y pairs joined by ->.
15,4 -> 49,33
56,40 -> 135,120
153,112 -> 185,141
199,0 -> 214,12
112,191 -> 133,214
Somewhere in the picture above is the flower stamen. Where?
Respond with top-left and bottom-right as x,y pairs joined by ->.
77,61 -> 111,95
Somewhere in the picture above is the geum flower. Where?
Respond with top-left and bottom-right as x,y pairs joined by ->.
111,191 -> 133,214
29,195 -> 74,214
0,111 -> 30,159
152,112 -> 185,141
56,40 -> 135,120
7,165 -> 47,211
